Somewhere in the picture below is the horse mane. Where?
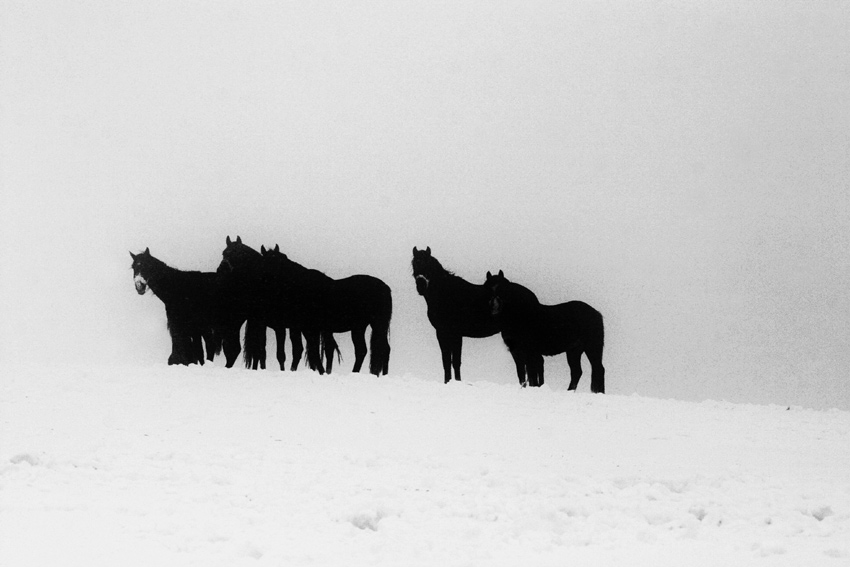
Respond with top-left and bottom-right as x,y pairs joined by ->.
501,276 -> 540,306
264,246 -> 331,281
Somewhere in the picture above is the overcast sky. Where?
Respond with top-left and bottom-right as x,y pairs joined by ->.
2,1 -> 848,409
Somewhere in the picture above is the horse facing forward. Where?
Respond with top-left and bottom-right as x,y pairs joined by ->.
485,270 -> 605,393
130,248 -> 224,366
411,246 -> 542,384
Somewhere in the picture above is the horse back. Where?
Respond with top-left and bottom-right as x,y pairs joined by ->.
321,274 -> 392,330
426,276 -> 500,338
538,300 -> 604,352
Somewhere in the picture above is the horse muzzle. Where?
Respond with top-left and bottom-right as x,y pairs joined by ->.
490,296 -> 502,316
414,275 -> 428,296
134,275 -> 148,295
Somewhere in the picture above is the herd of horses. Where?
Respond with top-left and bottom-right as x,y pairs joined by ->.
130,238 -> 605,392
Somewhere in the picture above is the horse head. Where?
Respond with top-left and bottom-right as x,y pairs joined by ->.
219,235 -> 261,275
486,271 -> 541,317
260,243 -> 286,260
129,247 -> 153,294
485,270 -> 507,315
260,244 -> 290,268
411,246 -> 439,296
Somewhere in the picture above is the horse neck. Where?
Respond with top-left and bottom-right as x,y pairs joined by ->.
144,259 -> 181,300
424,262 -> 455,288
425,271 -> 483,304
501,284 -> 541,325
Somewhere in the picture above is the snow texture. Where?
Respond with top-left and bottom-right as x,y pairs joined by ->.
1,365 -> 848,566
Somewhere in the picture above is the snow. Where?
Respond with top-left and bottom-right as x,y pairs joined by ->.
1,364 -> 848,566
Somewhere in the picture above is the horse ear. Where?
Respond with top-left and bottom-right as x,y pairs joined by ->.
144,247 -> 150,255
486,271 -> 492,279
274,244 -> 280,253
130,251 -> 136,260
412,246 -> 418,254
236,235 -> 242,244
425,246 -> 431,255
498,270 -> 503,278
226,236 -> 232,245
261,245 -> 266,254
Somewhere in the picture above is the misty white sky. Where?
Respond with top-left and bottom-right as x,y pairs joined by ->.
1,1 -> 848,409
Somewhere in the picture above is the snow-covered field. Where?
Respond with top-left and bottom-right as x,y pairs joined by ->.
1,364 -> 848,566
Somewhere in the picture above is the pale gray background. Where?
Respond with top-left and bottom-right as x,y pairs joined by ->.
2,1 -> 848,409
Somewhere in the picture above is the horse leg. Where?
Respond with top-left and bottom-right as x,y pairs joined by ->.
436,330 -> 454,384
509,349 -> 528,387
535,353 -> 545,387
566,347 -> 583,390
222,324 -> 242,368
197,331 -> 207,364
166,315 -> 184,365
192,332 -> 204,365
244,318 -> 267,370
586,344 -> 606,394
275,327 -> 287,371
529,352 -> 544,387
351,327 -> 367,373
203,329 -> 216,362
179,334 -> 195,365
290,329 -> 304,371
451,335 -> 462,382
323,332 -> 336,374
170,327 -> 193,366
167,336 -> 181,365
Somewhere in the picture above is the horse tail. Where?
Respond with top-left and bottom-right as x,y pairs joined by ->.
206,327 -> 222,360
243,318 -> 267,370
368,284 -> 392,376
303,331 -> 324,373
586,305 -> 605,394
321,332 -> 342,364
591,307 -> 605,350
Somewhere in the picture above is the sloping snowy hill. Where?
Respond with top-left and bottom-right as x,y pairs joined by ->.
1,365 -> 848,566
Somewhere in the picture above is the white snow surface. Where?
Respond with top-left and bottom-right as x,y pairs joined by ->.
1,365 -> 848,566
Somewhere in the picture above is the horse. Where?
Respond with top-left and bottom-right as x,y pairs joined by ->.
260,244 -> 392,376
130,248 -> 224,366
218,236 -> 328,374
411,246 -> 540,384
485,270 -> 606,393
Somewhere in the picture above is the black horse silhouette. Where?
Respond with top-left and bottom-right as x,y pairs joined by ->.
217,236 -> 329,373
411,246 -> 540,384
485,270 -> 606,393
130,248 -> 224,366
258,245 -> 392,376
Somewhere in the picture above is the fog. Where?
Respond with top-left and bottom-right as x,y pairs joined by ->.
2,1 -> 848,409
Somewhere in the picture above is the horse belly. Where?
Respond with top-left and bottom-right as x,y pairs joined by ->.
535,305 -> 584,355
428,312 -> 499,338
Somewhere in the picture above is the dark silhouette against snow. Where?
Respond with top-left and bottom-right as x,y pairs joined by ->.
411,247 -> 541,384
130,248 -> 226,366
260,244 -> 391,376
485,270 -> 605,392
219,237 -> 391,376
